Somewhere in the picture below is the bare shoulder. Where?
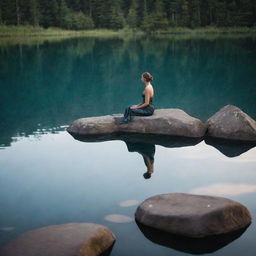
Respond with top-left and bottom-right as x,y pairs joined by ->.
145,84 -> 154,96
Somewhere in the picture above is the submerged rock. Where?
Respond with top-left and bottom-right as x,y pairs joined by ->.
67,109 -> 206,138
0,223 -> 116,256
206,105 -> 256,142
135,193 -> 251,238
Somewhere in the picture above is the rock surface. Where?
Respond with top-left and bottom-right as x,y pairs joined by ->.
67,109 -> 207,138
135,193 -> 251,238
0,223 -> 116,256
206,105 -> 256,141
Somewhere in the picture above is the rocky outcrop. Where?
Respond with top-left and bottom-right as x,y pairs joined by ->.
135,193 -> 251,238
206,105 -> 256,142
67,109 -> 207,138
0,223 -> 116,256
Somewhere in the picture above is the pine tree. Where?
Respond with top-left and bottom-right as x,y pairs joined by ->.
16,0 -> 21,25
39,0 -> 59,27
178,0 -> 189,27
66,0 -> 80,12
108,0 -> 125,29
189,0 -> 201,28
238,0 -> 254,26
151,0 -> 169,31
141,0 -> 154,32
127,0 -> 138,29
30,0 -> 40,26
169,0 -> 178,27
0,3 -> 2,24
215,0 -> 228,26
58,0 -> 70,28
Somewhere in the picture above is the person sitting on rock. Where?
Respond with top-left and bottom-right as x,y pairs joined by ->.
120,72 -> 155,123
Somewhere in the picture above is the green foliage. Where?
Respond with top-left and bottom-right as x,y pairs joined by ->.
62,11 -> 94,30
189,0 -> 201,28
29,0 -> 40,26
127,0 -> 138,29
0,7 -> 2,24
0,0 -> 255,30
151,0 -> 169,30
179,0 -> 189,27
108,0 -> 125,30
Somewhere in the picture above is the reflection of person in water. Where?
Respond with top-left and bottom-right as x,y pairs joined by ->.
125,141 -> 155,179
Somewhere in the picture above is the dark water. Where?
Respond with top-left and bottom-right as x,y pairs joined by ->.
0,35 -> 256,256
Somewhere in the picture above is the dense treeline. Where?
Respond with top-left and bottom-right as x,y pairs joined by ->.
0,0 -> 255,30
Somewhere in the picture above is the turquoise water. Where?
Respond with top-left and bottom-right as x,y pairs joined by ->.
0,35 -> 256,255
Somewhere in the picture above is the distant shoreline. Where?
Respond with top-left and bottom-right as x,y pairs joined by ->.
0,25 -> 256,38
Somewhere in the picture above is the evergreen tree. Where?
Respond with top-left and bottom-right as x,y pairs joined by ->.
178,0 -> 189,27
215,0 -> 227,26
72,11 -> 94,29
91,0 -> 107,28
189,0 -> 201,28
108,0 -> 125,29
58,0 -> 70,28
127,0 -> 138,29
39,0 -> 59,27
141,0 -> 154,32
238,0 -> 254,26
81,0 -> 93,17
169,0 -> 178,27
16,0 -> 21,25
0,3 -> 2,24
151,0 -> 169,31
30,0 -> 40,26
0,0 -> 15,25
66,0 -> 80,12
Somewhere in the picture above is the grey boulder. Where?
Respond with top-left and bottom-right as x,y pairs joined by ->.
0,223 -> 116,256
135,193 -> 251,238
206,105 -> 256,141
67,109 -> 206,138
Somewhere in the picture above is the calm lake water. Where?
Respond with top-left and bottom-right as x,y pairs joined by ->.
0,35 -> 256,256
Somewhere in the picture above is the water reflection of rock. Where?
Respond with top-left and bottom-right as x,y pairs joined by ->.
205,137 -> 256,157
136,221 -> 249,255
71,133 -> 203,148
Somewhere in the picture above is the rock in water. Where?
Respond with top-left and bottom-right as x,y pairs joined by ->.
0,223 -> 116,256
135,193 -> 251,238
67,109 -> 206,138
206,105 -> 256,141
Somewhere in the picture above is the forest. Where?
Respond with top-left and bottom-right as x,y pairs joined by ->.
0,0 -> 255,31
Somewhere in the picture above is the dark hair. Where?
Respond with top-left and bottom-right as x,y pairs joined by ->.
143,172 -> 151,179
142,72 -> 153,82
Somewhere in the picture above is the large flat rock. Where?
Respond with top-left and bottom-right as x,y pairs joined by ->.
0,223 -> 116,256
67,109 -> 206,138
135,193 -> 251,238
206,105 -> 256,141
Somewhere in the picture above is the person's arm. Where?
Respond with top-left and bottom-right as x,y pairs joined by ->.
131,89 -> 150,109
